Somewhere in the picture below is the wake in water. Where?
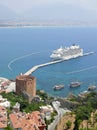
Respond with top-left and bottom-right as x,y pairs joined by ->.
8,50 -> 52,71
66,65 -> 97,75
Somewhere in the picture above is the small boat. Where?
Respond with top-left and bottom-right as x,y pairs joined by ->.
88,85 -> 96,91
79,91 -> 89,97
53,85 -> 64,90
69,81 -> 82,88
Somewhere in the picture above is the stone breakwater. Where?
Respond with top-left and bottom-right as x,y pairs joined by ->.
24,52 -> 94,75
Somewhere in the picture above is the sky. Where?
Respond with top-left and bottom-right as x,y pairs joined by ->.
0,0 -> 97,14
0,0 -> 97,23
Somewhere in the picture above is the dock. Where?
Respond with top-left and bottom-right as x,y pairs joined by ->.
24,59 -> 64,75
24,52 -> 94,75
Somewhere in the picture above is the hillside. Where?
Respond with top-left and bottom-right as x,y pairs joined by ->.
0,4 -> 17,20
55,92 -> 97,130
0,2 -> 97,26
23,3 -> 97,22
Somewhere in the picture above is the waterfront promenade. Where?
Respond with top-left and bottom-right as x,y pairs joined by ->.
24,52 -> 94,75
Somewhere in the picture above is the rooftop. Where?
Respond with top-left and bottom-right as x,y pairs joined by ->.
16,75 -> 35,81
0,106 -> 7,129
9,111 -> 46,130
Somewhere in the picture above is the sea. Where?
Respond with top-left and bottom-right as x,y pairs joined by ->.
0,26 -> 97,98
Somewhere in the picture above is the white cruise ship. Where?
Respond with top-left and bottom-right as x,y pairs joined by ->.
50,44 -> 83,60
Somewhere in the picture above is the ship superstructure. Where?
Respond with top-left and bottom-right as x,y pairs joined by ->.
50,44 -> 83,60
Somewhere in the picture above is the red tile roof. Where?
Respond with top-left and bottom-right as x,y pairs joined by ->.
0,106 -> 7,129
9,111 -> 46,130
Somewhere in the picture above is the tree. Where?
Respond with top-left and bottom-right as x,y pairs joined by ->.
66,120 -> 72,129
4,125 -> 13,130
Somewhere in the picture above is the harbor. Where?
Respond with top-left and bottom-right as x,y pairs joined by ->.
24,52 -> 94,75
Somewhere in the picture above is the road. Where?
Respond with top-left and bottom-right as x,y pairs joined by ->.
48,101 -> 70,130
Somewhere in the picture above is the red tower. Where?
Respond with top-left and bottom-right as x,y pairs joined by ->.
16,75 -> 36,103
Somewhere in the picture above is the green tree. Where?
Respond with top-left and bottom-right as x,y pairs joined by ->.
66,120 -> 72,129
4,125 -> 13,130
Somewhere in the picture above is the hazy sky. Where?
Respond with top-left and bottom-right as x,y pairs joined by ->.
0,0 -> 97,14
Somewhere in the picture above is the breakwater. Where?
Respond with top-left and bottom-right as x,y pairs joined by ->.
24,59 -> 64,75
24,52 -> 94,75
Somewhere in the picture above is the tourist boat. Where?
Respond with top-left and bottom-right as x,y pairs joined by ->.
69,81 -> 82,88
79,91 -> 89,97
50,44 -> 83,60
88,85 -> 96,91
53,85 -> 64,90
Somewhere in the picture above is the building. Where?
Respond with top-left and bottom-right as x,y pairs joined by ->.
0,95 -> 10,108
40,105 -> 54,120
0,106 -> 7,130
9,111 -> 46,130
16,75 -> 36,103
13,102 -> 20,113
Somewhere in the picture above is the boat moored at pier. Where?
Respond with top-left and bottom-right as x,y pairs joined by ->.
79,91 -> 89,97
88,85 -> 96,91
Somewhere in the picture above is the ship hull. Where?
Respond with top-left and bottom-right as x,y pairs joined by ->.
51,53 -> 83,60
50,45 -> 83,60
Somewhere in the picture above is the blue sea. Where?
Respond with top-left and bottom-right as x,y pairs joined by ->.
0,26 -> 97,97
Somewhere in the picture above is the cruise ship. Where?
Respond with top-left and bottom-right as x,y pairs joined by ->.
50,44 -> 83,60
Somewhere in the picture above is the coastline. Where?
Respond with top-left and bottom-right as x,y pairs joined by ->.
0,27 -> 97,98
0,24 -> 97,29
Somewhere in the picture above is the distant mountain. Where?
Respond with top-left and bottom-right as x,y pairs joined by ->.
21,3 -> 97,22
0,2 -> 97,26
0,4 -> 17,20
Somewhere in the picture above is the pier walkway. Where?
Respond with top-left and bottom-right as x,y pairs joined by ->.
24,52 -> 94,75
24,59 -> 64,75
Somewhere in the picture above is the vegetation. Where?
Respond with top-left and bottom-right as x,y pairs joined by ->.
36,89 -> 48,100
1,91 -> 45,113
3,89 -> 97,130
94,113 -> 97,122
66,120 -> 72,129
44,111 -> 57,127
45,116 -> 54,125
1,92 -> 28,110
1,90 -> 57,130
79,128 -> 93,130
23,101 -> 45,113
72,92 -> 97,129
1,90 -> 56,114
4,125 -> 13,130
55,91 -> 97,130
